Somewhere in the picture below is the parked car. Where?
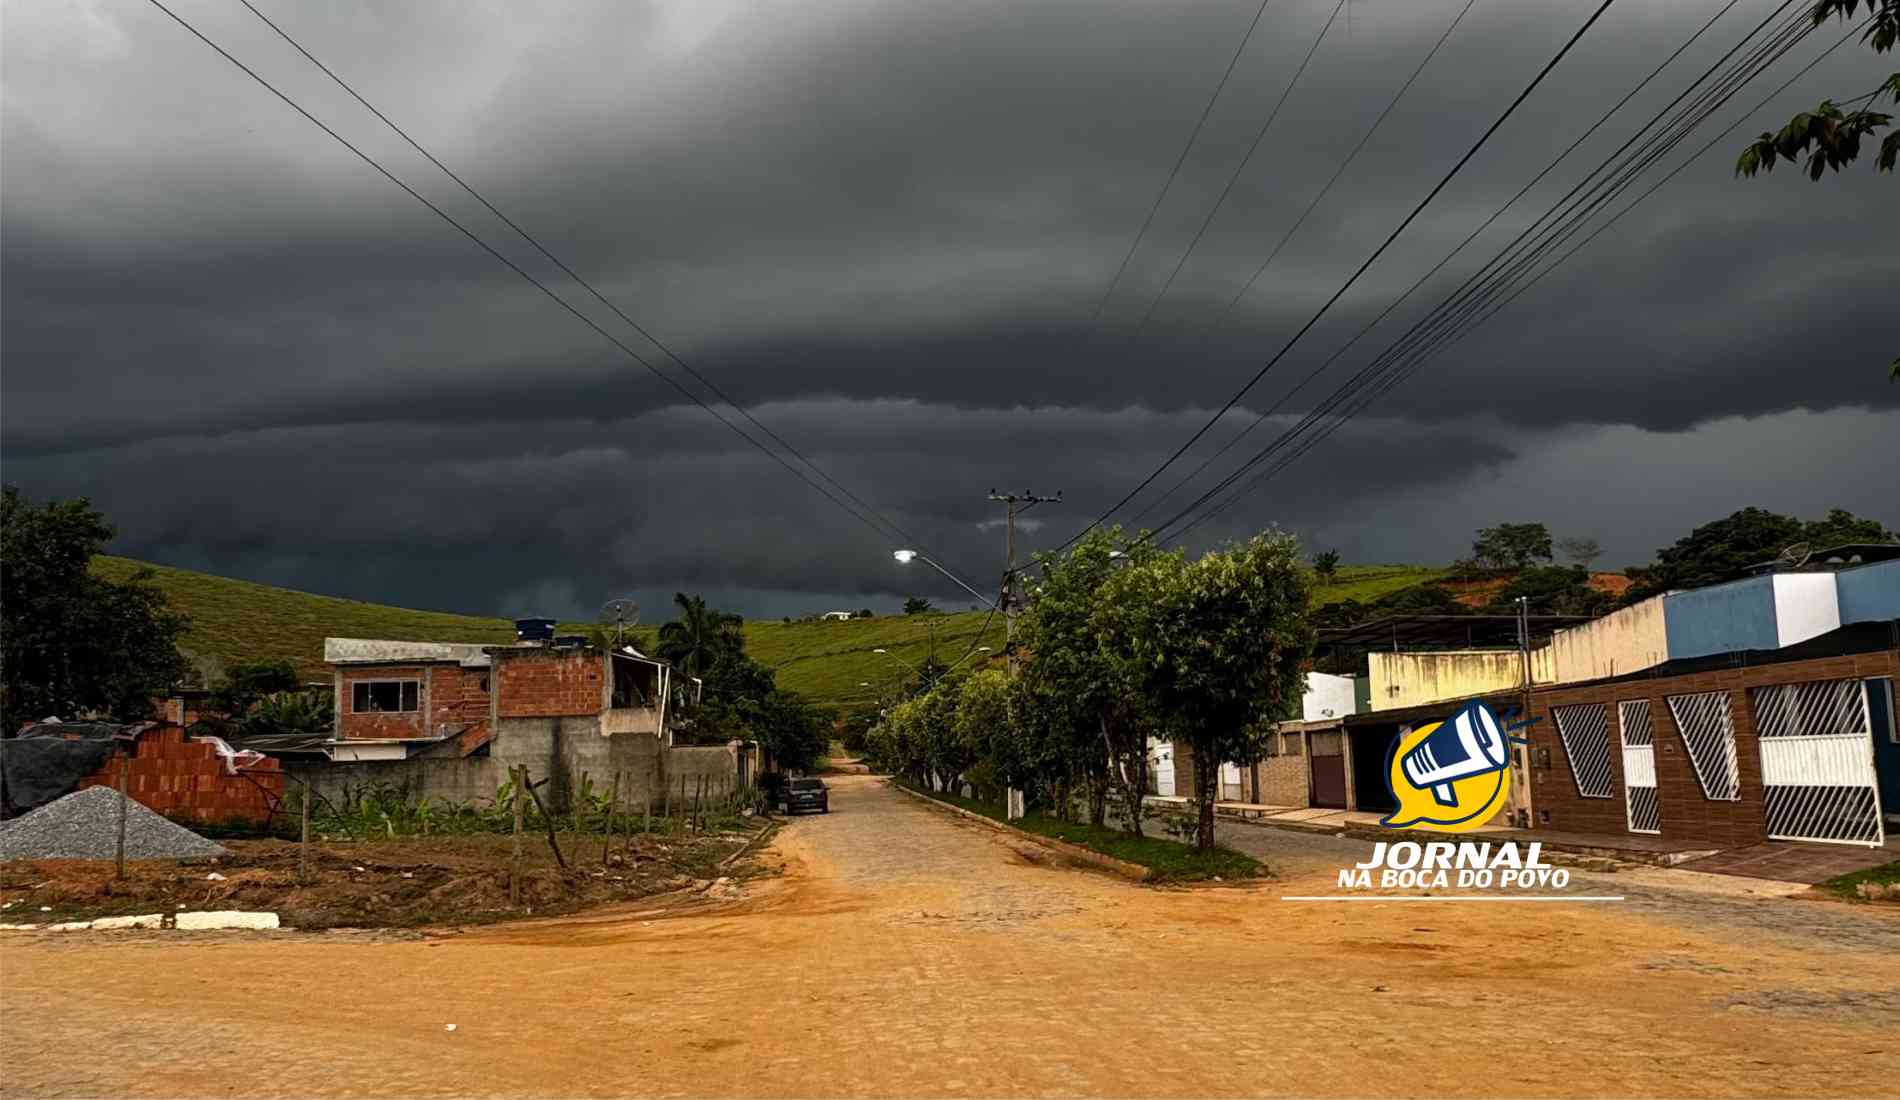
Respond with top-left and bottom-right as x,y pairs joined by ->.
781,776 -> 830,815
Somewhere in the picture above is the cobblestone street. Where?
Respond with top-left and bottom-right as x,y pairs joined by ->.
3,774 -> 1895,1097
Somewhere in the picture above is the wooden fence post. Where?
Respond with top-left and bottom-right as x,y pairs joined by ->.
114,756 -> 129,880
299,779 -> 311,883
510,765 -> 524,907
606,772 -> 620,867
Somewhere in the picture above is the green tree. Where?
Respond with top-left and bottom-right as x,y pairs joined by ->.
954,668 -> 1014,801
1312,549 -> 1342,582
1095,533 -> 1314,849
902,596 -> 937,616
1734,1 -> 1897,377
1017,527 -> 1157,830
1738,3 -> 1898,179
1,488 -> 189,734
656,592 -> 743,678
1555,536 -> 1603,569
1483,566 -> 1611,617
1470,523 -> 1553,572
1625,506 -> 1895,600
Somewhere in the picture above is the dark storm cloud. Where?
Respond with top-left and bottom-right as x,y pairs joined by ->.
4,0 -> 1894,616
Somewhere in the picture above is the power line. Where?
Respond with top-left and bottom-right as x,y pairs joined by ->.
229,0 -> 959,579
1041,0 -> 1624,566
1087,0 -> 1278,321
1131,0 -> 1771,529
144,0 -> 985,597
1157,10 -> 1822,543
1155,5 -> 1839,543
1119,0 -> 1348,340
1127,0 -> 1481,527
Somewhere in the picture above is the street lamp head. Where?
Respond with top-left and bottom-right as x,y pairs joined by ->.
977,646 -> 992,652
872,648 -> 887,654
893,549 -> 917,564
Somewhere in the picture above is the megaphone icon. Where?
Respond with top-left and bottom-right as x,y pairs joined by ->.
1401,699 -> 1510,807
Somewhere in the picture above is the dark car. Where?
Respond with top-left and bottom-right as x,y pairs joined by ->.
782,777 -> 830,815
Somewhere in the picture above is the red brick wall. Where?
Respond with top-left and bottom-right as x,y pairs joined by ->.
76,725 -> 285,826
336,663 -> 490,741
338,664 -> 431,740
494,651 -> 604,718
1529,649 -> 1899,847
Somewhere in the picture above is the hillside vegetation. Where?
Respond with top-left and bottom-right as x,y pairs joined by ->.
92,557 -> 1442,708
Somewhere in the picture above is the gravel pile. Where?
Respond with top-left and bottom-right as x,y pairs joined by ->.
0,786 -> 228,861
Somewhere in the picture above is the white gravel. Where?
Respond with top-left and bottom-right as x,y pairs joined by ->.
0,786 -> 228,861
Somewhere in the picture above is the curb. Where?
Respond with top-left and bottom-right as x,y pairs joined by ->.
1152,802 -> 1684,868
0,910 -> 280,933
891,782 -> 1152,883
719,819 -> 782,869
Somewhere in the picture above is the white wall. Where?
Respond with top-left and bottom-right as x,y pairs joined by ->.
1772,573 -> 1842,649
1302,672 -> 1357,721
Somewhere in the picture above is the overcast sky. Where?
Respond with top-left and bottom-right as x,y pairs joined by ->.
4,0 -> 1895,622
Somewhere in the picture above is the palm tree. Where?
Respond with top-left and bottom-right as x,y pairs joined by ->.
656,592 -> 742,678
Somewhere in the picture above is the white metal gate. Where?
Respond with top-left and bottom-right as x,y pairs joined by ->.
1667,691 -> 1741,801
1749,679 -> 1885,847
1551,703 -> 1616,799
1617,699 -> 1660,834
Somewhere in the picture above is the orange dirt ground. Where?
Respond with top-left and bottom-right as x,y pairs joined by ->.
2,774 -> 1894,1098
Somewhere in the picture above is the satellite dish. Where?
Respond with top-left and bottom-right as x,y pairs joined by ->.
599,599 -> 640,645
1775,542 -> 1812,571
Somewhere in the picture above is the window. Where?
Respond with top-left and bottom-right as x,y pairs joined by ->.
1263,735 -> 1279,758
352,679 -> 419,713
790,778 -> 826,790
1283,732 -> 1303,756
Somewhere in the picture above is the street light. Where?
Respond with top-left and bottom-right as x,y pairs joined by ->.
893,549 -> 998,610
945,644 -> 993,673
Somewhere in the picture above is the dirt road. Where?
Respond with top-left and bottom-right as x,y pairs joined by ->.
3,775 -> 1895,1098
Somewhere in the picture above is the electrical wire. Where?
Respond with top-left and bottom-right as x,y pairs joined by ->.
1154,7 -> 1845,543
144,0 -> 986,597
1038,0 -> 1624,567
1139,0 -> 1796,536
1126,0 -> 1483,526
1087,0 -> 1279,321
1119,0 -> 1348,340
230,0 -> 964,582
1156,12 -> 1823,543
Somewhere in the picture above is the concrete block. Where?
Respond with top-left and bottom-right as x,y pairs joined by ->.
175,910 -> 280,931
91,914 -> 165,930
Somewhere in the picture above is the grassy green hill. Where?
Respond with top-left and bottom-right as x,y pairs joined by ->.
93,558 -> 1442,709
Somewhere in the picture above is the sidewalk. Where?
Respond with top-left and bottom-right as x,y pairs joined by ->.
1143,795 -> 1716,865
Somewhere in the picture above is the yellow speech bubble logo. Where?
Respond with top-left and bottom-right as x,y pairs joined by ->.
1381,700 -> 1512,832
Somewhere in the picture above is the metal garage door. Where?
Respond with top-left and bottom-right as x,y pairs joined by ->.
1617,699 -> 1660,834
1750,680 -> 1885,847
1667,690 -> 1741,801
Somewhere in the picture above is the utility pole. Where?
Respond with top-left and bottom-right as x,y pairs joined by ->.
987,488 -> 1061,671
1515,595 -> 1537,830
989,488 -> 1058,822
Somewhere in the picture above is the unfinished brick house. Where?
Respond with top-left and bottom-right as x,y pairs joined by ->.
305,621 -> 743,812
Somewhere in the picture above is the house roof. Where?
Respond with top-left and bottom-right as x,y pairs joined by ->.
1742,542 -> 1900,576
1316,614 -> 1594,651
324,637 -> 494,667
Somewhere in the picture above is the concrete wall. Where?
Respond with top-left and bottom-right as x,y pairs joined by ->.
1551,597 -> 1670,683
1301,673 -> 1357,721
290,720 -> 727,815
1256,746 -> 1308,806
1835,560 -> 1900,625
1367,649 -> 1553,713
1770,573 -> 1841,648
1663,576 -> 1780,659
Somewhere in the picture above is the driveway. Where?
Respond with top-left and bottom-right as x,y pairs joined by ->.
2,774 -> 1895,1097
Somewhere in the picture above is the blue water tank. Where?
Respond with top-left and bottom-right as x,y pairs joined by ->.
514,617 -> 557,643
